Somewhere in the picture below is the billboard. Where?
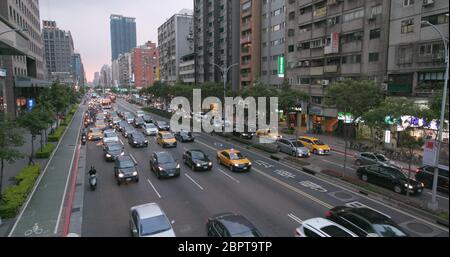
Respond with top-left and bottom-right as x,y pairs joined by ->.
278,56 -> 285,78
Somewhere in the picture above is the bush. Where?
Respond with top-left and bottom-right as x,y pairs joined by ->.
48,126 -> 67,142
69,105 -> 78,115
253,143 -> 279,154
142,107 -> 172,119
0,165 -> 41,219
35,143 -> 56,159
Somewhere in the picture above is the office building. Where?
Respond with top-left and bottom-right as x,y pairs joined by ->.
110,14 -> 137,61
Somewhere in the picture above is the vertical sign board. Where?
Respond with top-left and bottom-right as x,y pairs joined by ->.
331,32 -> 339,53
278,56 -> 285,78
423,140 -> 438,166
27,98 -> 35,112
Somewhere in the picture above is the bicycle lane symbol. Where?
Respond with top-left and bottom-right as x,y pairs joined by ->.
24,223 -> 48,237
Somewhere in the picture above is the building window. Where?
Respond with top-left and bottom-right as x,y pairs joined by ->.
288,29 -> 295,37
369,52 -> 379,62
288,45 -> 295,53
401,19 -> 414,34
369,28 -> 381,39
343,9 -> 365,23
403,0 -> 414,7
289,11 -> 295,20
422,13 -> 449,27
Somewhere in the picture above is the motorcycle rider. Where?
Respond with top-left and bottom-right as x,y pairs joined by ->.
89,166 -> 97,176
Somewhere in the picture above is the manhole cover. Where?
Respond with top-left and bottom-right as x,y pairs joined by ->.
406,222 -> 434,234
328,191 -> 359,202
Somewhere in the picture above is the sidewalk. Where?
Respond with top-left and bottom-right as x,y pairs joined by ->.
2,105 -> 85,237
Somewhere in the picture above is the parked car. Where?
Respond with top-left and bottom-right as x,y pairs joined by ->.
129,203 -> 175,237
143,123 -> 158,136
207,213 -> 262,237
122,126 -> 136,138
128,132 -> 149,148
183,150 -> 213,171
326,206 -> 409,237
175,131 -> 195,143
356,164 -> 424,195
143,114 -> 153,124
415,166 -> 449,193
103,143 -> 125,161
114,155 -> 139,185
156,132 -> 177,148
354,152 -> 402,169
217,149 -> 252,172
150,152 -> 180,179
277,138 -> 310,158
102,130 -> 119,145
295,218 -> 358,237
155,121 -> 170,131
133,117 -> 145,128
298,136 -> 331,155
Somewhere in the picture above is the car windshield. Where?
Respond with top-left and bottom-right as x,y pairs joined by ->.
162,134 -> 175,140
136,118 -> 144,122
292,141 -> 305,147
191,151 -> 206,160
372,224 -> 408,237
375,154 -> 389,162
91,128 -> 101,133
313,140 -> 326,146
127,128 -> 136,133
119,160 -> 135,169
133,134 -> 145,140
321,226 -> 354,237
109,145 -> 122,151
181,132 -> 192,137
229,152 -> 245,160
105,132 -> 116,138
147,124 -> 156,129
140,215 -> 172,236
158,121 -> 167,126
158,154 -> 175,164
231,229 -> 261,237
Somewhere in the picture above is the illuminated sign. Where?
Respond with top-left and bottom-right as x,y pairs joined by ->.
278,56 -> 285,78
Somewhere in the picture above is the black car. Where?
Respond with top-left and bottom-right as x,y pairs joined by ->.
133,117 -> 145,128
415,166 -> 449,193
122,126 -> 136,138
356,164 -> 424,195
143,114 -> 153,123
326,206 -> 409,237
103,143 -> 124,161
233,125 -> 255,139
114,156 -> 139,185
155,121 -> 170,131
183,150 -> 213,171
128,132 -> 148,148
207,213 -> 262,237
150,152 -> 180,179
117,120 -> 128,132
175,131 -> 195,142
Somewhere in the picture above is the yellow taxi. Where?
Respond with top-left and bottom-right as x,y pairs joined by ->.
217,149 -> 252,172
88,128 -> 103,141
156,131 -> 177,148
298,136 -> 331,155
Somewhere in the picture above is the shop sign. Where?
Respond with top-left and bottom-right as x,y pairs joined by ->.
309,106 -> 323,116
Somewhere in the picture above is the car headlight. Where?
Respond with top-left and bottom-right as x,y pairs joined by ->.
248,162 -> 252,166
118,173 -> 124,178
234,164 -> 240,167
145,140 -> 148,143
121,152 -> 125,156
134,141 -> 137,144
196,163 -> 202,167
421,183 -> 424,188
159,167 -> 164,171
106,154 -> 112,158
177,164 -> 180,169
404,184 -> 414,189
208,162 -> 213,166
132,171 -> 138,176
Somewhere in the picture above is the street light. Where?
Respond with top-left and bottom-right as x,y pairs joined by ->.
213,63 -> 239,103
0,28 -> 28,36
421,20 -> 449,211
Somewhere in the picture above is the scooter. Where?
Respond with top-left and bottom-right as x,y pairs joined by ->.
81,135 -> 87,145
89,174 -> 97,191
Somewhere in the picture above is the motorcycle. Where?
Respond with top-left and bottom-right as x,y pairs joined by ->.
81,135 -> 87,145
89,173 -> 97,191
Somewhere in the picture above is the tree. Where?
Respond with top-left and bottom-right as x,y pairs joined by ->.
18,108 -> 48,165
0,114 -> 25,199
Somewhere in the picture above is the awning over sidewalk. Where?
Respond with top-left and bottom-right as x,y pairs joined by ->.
14,76 -> 52,88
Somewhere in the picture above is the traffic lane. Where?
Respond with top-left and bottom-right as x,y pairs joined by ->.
82,138 -> 161,237
119,113 -> 324,236
118,100 -> 450,236
196,133 -> 450,237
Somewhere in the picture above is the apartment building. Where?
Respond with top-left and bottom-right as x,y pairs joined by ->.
132,41 -> 159,89
285,0 -> 391,133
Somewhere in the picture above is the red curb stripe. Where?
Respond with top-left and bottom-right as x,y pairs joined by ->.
63,144 -> 81,236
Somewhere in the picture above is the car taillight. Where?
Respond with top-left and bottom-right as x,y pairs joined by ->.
415,168 -> 422,174
294,229 -> 301,236
325,211 -> 331,218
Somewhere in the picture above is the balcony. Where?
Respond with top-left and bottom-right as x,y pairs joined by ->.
341,41 -> 362,53
240,36 -> 251,44
313,7 -> 327,19
310,66 -> 324,76
324,64 -> 339,73
310,84 -> 325,96
341,64 -> 361,74
242,22 -> 251,31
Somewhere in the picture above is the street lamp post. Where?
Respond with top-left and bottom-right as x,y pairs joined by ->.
421,21 -> 449,211
213,63 -> 239,103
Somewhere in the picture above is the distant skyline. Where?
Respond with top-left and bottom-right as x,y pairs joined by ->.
40,0 -> 193,82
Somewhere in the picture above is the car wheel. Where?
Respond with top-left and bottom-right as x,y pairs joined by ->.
135,177 -> 139,183
394,185 -> 403,194
361,174 -> 369,182
192,164 -> 196,172
229,165 -> 233,171
117,180 -> 121,186
292,151 -> 297,157
157,171 -> 162,179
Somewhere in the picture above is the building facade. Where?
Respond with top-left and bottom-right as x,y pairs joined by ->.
0,0 -> 46,117
193,0 -> 241,91
387,0 -> 449,101
179,53 -> 196,84
285,0 -> 391,133
42,20 -> 75,85
110,14 -> 137,61
158,10 -> 194,84
99,64 -> 111,88
132,41 -> 159,90
72,53 -> 86,88
117,52 -> 132,88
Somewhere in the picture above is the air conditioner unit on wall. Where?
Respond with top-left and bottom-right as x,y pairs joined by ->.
321,80 -> 330,86
423,0 -> 434,7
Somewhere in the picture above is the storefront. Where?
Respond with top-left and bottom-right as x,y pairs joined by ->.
307,105 -> 338,134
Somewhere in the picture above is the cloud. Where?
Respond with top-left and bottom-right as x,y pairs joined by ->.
40,0 -> 193,82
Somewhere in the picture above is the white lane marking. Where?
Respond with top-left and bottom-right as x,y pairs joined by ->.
120,139 -> 124,145
147,179 -> 162,199
427,192 -> 449,201
322,159 -> 356,171
130,154 -> 137,164
345,201 -> 392,219
218,169 -> 241,184
287,213 -> 304,224
184,174 -> 204,191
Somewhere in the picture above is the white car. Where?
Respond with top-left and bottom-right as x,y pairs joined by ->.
103,131 -> 119,144
143,123 -> 158,136
130,203 -> 176,237
295,218 -> 359,237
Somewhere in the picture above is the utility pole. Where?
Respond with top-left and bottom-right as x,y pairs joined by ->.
213,63 -> 239,121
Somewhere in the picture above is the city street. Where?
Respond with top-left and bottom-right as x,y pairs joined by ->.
80,99 -> 449,237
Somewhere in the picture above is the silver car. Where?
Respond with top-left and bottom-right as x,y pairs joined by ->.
130,203 -> 176,237
354,152 -> 402,170
277,138 -> 310,158
143,123 -> 158,136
